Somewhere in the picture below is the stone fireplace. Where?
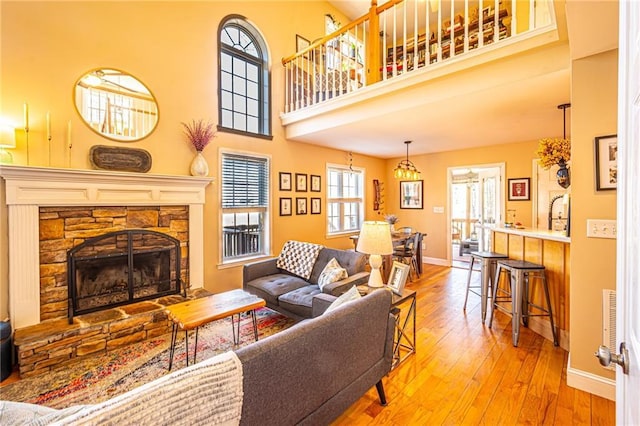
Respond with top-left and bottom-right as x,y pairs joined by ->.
1,165 -> 214,330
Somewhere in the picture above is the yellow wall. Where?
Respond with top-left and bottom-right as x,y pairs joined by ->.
569,49 -> 617,380
0,1 -> 384,316
381,140 -> 538,261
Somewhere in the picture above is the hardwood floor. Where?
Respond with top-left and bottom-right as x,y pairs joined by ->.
332,264 -> 616,425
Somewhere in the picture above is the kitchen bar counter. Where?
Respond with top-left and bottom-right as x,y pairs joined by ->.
492,227 -> 570,350
491,226 -> 570,243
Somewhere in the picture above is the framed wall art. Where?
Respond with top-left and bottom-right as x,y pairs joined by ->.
296,34 -> 310,57
400,180 -> 423,209
295,173 -> 307,192
279,172 -> 292,191
387,261 -> 410,295
508,178 -> 530,201
296,197 -> 307,215
595,134 -> 617,191
280,198 -> 292,216
310,175 -> 321,192
311,197 -> 321,214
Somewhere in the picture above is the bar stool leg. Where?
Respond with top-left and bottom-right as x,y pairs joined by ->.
542,274 -> 559,346
511,269 -> 525,347
480,258 -> 491,323
488,264 -> 502,328
463,256 -> 476,312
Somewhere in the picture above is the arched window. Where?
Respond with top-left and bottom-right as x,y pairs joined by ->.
218,15 -> 271,138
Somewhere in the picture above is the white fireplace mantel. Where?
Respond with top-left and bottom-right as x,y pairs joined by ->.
0,165 -> 215,329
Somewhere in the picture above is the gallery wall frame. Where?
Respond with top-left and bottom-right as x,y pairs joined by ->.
311,197 -> 321,214
295,173 -> 308,192
595,134 -> 617,191
279,172 -> 292,191
296,197 -> 307,214
280,198 -> 292,216
310,175 -> 321,192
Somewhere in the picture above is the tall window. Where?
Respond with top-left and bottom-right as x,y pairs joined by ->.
326,165 -> 364,235
221,151 -> 270,262
218,16 -> 271,138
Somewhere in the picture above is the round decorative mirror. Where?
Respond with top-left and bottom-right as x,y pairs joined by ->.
73,68 -> 159,142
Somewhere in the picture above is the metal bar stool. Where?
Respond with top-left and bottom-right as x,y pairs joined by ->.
488,259 -> 558,347
463,251 -> 509,324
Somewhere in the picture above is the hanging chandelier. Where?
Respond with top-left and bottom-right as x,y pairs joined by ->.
393,140 -> 421,180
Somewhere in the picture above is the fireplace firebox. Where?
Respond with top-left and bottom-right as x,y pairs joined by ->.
67,230 -> 183,322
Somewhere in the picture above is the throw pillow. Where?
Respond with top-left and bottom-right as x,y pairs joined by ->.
324,285 -> 361,314
276,240 -> 323,280
317,257 -> 348,291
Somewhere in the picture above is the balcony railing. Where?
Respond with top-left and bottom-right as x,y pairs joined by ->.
282,0 -> 555,113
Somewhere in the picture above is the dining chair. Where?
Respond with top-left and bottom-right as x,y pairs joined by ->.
392,232 -> 422,281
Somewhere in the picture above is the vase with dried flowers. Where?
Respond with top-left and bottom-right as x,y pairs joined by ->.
536,137 -> 571,188
182,119 -> 216,176
384,214 -> 399,232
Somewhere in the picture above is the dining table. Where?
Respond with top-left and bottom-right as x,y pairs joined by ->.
350,231 -> 423,282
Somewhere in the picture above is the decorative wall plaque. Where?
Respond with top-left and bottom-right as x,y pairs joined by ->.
89,145 -> 152,173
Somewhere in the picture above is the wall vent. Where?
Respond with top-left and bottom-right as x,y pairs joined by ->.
602,289 -> 617,370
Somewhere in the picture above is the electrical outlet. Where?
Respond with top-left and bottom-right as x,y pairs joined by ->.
587,219 -> 617,239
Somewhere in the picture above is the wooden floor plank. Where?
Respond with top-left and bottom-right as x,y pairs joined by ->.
332,265 -> 615,425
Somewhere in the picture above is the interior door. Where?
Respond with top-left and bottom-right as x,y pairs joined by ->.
616,1 -> 639,421
477,168 -> 501,251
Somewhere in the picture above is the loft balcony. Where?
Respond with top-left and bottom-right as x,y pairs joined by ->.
280,0 -> 568,156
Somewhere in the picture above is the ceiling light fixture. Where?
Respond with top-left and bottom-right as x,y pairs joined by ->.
393,140 -> 421,180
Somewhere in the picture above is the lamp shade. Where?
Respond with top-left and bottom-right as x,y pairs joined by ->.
356,221 -> 393,255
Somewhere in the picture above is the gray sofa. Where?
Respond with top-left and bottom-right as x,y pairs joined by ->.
243,246 -> 370,320
0,289 -> 394,426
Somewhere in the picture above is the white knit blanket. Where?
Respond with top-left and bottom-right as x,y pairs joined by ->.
0,351 -> 243,426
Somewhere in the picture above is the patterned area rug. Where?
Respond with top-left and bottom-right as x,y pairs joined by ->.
0,307 -> 294,409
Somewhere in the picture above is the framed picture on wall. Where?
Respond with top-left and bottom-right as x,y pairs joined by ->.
295,173 -> 308,192
279,172 -> 292,191
595,134 -> 617,191
280,198 -> 292,216
296,197 -> 307,214
310,175 -> 321,192
508,178 -> 530,201
400,180 -> 423,209
311,197 -> 321,214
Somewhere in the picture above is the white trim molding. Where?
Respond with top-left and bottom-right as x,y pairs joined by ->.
0,165 -> 214,329
567,353 -> 616,401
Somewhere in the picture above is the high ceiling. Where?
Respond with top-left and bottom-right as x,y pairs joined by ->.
282,0 -> 617,159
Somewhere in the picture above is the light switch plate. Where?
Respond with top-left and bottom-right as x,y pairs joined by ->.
433,206 -> 444,213
587,219 -> 617,239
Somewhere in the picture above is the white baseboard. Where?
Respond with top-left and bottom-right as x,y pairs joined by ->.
423,256 -> 449,266
566,353 -> 616,401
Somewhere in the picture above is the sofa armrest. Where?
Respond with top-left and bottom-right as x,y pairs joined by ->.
322,271 -> 370,296
311,293 -> 337,317
242,258 -> 280,287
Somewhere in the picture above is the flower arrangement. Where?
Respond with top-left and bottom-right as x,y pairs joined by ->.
536,137 -> 571,169
384,214 -> 399,225
181,119 -> 216,152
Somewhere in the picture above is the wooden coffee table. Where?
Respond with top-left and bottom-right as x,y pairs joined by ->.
165,289 -> 265,370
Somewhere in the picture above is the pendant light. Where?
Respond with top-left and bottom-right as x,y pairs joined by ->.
556,103 -> 571,189
393,140 -> 421,180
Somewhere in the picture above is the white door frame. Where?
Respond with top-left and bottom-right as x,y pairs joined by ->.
616,0 -> 639,421
446,162 -> 505,265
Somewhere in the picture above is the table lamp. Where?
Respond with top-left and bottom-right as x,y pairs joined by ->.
0,122 -> 16,164
356,221 -> 393,287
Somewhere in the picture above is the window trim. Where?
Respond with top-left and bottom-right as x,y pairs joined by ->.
325,162 -> 365,237
217,15 -> 272,139
219,148 -> 272,265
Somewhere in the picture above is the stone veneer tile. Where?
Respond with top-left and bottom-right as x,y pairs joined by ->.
39,219 -> 64,240
126,210 -> 159,228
